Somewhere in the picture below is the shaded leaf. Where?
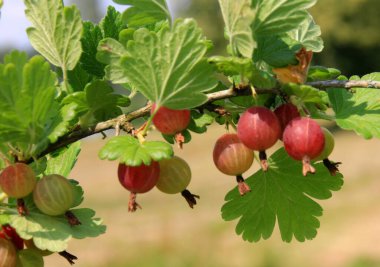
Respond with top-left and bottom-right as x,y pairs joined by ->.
221,148 -> 343,242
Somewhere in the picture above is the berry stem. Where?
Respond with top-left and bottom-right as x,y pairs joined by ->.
16,198 -> 28,216
140,104 -> 159,138
181,189 -> 200,209
302,156 -> 316,176
58,250 -> 78,265
236,175 -> 251,196
128,192 -> 142,212
323,158 -> 341,176
174,132 -> 185,149
65,211 -> 82,226
259,151 -> 269,171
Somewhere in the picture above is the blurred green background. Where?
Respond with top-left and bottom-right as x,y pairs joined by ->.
1,0 -> 380,267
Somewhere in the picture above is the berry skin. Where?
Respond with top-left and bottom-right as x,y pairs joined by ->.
313,127 -> 335,161
118,162 -> 160,212
283,117 -> 325,175
156,156 -> 191,194
151,104 -> 191,135
118,162 -> 160,194
237,106 -> 281,170
0,238 -> 17,267
0,163 -> 36,198
213,133 -> 254,176
274,103 -> 300,139
33,174 -> 75,216
0,225 -> 23,250
213,133 -> 254,195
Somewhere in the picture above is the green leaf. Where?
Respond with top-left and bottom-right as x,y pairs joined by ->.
288,13 -> 323,52
253,35 -> 302,67
114,0 -> 171,27
97,38 -> 129,84
17,249 -> 44,267
208,56 -> 253,77
218,0 -> 255,57
307,66 -> 341,82
45,142 -> 81,177
221,148 -> 343,242
99,135 -> 173,166
62,80 -> 129,125
67,64 -> 92,92
328,73 -> 380,139
120,19 -> 217,109
9,207 -> 106,252
0,0 -> 3,9
0,53 -> 74,159
252,0 -> 316,37
187,110 -> 214,133
24,0 -> 83,71
100,5 -> 125,39
80,6 -> 125,78
283,83 -> 328,105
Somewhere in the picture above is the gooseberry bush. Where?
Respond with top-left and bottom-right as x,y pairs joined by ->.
0,0 -> 380,266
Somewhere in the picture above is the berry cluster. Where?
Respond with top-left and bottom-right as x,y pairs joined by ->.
213,103 -> 340,195
0,163 -> 80,266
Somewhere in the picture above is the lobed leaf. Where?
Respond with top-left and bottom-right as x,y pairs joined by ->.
120,19 -> 218,109
218,0 -> 255,57
307,66 -> 341,82
221,148 -> 343,242
114,0 -> 171,27
17,249 -> 44,267
24,0 -> 83,71
252,0 -> 317,37
0,52 -> 74,159
288,13 -> 323,52
99,135 -> 173,166
328,73 -> 380,139
45,142 -> 81,177
283,83 -> 328,106
187,110 -> 214,134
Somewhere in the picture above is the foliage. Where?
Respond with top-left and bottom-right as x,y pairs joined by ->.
0,0 -> 379,265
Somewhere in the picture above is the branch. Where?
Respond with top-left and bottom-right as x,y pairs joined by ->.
36,79 -> 380,159
307,79 -> 380,89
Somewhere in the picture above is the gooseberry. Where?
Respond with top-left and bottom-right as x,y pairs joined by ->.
213,133 -> 254,195
118,162 -> 160,212
237,106 -> 281,170
283,117 -> 325,176
33,174 -> 75,216
156,156 -> 199,208
0,238 -> 17,267
0,163 -> 36,199
151,104 -> 191,148
0,225 -> 23,250
274,103 -> 300,138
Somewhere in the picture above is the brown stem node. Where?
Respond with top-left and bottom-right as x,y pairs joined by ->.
236,175 -> 251,196
128,192 -> 142,212
323,158 -> 342,176
302,156 -> 316,176
17,198 -> 28,216
65,211 -> 81,226
58,250 -> 78,265
181,189 -> 200,209
259,151 -> 269,171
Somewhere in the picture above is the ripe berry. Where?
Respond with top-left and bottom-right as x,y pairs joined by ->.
33,175 -> 75,216
213,133 -> 254,195
151,104 -> 191,148
0,163 -> 36,198
274,103 -> 300,139
0,238 -> 17,267
283,117 -> 325,175
0,225 -> 23,250
237,106 -> 281,170
156,156 -> 199,208
118,162 -> 160,212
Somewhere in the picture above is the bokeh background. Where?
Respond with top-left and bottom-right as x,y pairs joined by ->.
1,1 -> 380,267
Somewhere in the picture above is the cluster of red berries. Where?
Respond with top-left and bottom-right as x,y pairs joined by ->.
213,103 -> 339,195
117,105 -> 198,212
